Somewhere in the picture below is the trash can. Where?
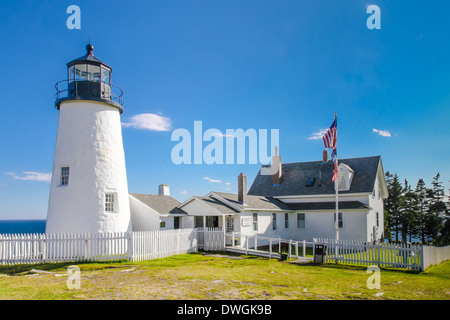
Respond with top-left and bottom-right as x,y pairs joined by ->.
314,244 -> 327,264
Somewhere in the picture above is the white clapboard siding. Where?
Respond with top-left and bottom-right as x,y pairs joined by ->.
314,238 -> 423,271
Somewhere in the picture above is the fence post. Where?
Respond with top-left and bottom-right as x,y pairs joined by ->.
269,238 -> 272,258
245,235 -> 248,255
288,239 -> 292,259
127,232 -> 133,261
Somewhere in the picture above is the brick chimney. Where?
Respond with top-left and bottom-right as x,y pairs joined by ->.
323,149 -> 329,162
158,184 -> 170,196
238,173 -> 247,204
271,146 -> 282,185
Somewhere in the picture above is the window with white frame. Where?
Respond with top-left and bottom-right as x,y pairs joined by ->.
272,213 -> 277,230
105,193 -> 115,212
226,217 -> 234,232
297,213 -> 305,228
285,213 -> 289,228
60,166 -> 69,186
334,212 -> 343,229
253,213 -> 258,231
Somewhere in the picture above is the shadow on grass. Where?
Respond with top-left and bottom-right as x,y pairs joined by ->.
0,259 -> 130,276
285,260 -> 423,274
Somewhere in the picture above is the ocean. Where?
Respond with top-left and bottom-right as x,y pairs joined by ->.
0,220 -> 46,234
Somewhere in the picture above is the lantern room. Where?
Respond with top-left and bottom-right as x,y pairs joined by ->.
55,43 -> 124,113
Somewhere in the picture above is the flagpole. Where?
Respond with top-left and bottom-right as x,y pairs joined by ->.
334,112 -> 339,264
335,112 -> 339,242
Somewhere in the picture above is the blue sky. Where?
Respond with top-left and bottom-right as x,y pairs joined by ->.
0,0 -> 449,220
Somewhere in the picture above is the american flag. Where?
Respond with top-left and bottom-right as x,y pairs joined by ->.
322,114 -> 337,160
322,113 -> 339,183
332,160 -> 338,183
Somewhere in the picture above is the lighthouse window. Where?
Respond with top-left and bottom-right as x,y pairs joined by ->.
105,193 -> 115,212
87,65 -> 101,82
68,66 -> 75,83
101,67 -> 110,85
75,64 -> 87,81
60,166 -> 69,186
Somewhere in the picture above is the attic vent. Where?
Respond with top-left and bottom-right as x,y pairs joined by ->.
306,178 -> 315,187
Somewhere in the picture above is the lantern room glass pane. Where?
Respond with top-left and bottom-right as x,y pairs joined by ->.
75,64 -> 87,81
68,66 -> 75,83
87,65 -> 101,82
101,67 -> 111,85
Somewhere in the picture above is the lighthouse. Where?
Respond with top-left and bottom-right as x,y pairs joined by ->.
46,44 -> 131,234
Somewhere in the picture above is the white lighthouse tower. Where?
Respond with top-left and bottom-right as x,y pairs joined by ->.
46,44 -> 131,233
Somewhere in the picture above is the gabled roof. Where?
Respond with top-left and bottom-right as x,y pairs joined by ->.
130,193 -> 187,215
248,156 -> 383,197
211,192 -> 292,211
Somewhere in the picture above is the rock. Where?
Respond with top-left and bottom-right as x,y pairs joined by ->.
30,269 -> 54,274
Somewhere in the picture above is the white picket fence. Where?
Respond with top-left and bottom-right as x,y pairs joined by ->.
195,227 -> 224,251
0,228 -> 221,265
131,228 -> 198,262
314,238 -> 423,270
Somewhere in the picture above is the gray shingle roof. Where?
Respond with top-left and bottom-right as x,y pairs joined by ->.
212,192 -> 292,210
130,193 -> 187,215
195,196 -> 241,214
248,156 -> 381,197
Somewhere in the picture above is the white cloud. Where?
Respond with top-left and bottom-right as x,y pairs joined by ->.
180,190 -> 189,195
224,182 -> 232,186
308,129 -> 327,140
373,128 -> 392,137
122,113 -> 172,131
6,171 -> 52,182
204,177 -> 223,183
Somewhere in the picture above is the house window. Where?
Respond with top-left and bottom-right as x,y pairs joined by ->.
226,217 -> 234,232
334,212 -> 343,229
194,216 -> 203,228
160,221 -> 166,228
306,178 -> 315,187
174,217 -> 180,229
285,213 -> 289,228
253,213 -> 258,232
372,189 -> 376,198
376,212 -> 379,227
272,213 -> 277,230
378,190 -> 381,200
297,213 -> 305,228
60,166 -> 69,186
105,193 -> 115,212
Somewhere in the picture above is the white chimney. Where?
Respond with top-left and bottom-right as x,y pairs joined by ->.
158,184 -> 170,196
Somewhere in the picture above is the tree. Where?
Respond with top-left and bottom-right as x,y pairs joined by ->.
414,179 -> 428,244
424,173 -> 446,244
384,171 -> 403,242
399,179 -> 419,243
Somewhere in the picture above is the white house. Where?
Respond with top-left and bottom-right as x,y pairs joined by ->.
129,184 -> 193,231
177,153 -> 388,244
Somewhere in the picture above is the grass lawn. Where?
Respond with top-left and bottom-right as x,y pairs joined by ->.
0,252 -> 448,300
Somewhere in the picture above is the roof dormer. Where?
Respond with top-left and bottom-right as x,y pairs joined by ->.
336,163 -> 354,191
